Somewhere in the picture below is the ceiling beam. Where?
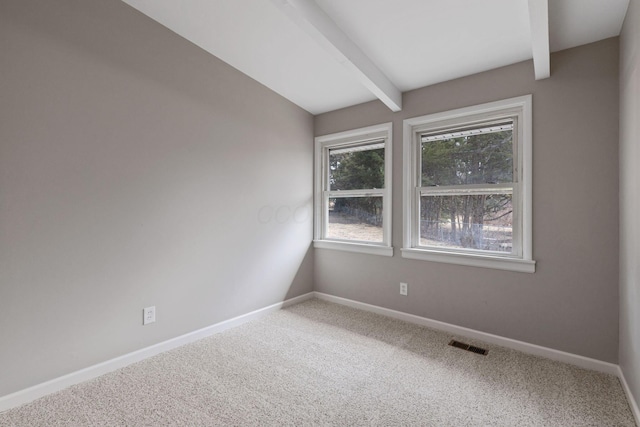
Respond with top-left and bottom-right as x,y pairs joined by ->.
270,0 -> 402,112
528,0 -> 551,80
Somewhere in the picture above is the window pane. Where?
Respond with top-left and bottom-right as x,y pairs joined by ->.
330,144 -> 385,191
419,194 -> 513,253
327,197 -> 383,242
421,124 -> 513,187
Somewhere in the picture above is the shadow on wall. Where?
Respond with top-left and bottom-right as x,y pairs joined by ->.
248,199 -> 315,306
284,243 -> 314,301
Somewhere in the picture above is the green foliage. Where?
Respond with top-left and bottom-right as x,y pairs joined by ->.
329,147 -> 385,226
421,131 -> 513,186
330,148 -> 384,190
420,130 -> 514,250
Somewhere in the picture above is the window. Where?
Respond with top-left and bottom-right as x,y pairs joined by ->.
402,96 -> 534,272
314,123 -> 392,256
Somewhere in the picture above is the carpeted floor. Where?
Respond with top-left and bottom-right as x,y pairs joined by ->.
0,299 -> 636,426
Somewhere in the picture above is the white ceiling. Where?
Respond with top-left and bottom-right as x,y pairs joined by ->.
121,0 -> 630,115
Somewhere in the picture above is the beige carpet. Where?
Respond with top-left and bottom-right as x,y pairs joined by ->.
0,299 -> 636,426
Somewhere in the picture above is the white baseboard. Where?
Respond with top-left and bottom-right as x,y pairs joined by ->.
618,366 -> 640,426
4,291 -> 638,423
0,292 -> 314,413
317,291 -> 638,422
313,292 -> 620,376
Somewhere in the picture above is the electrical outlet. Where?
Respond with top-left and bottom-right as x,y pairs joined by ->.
143,306 -> 156,325
400,282 -> 408,296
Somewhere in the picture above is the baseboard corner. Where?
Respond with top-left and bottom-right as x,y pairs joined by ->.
617,366 -> 640,426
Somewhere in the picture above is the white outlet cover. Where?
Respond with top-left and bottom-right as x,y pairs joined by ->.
143,306 -> 156,325
400,282 -> 408,296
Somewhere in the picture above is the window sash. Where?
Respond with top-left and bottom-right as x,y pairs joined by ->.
326,140 -> 386,192
418,118 -> 517,188
326,189 -> 385,198
419,183 -> 513,196
322,193 -> 385,245
412,125 -> 521,252
314,122 -> 392,254
415,187 -> 519,256
321,138 -> 389,244
403,97 -> 532,267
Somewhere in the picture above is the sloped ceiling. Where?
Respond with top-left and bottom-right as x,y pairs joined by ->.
121,0 -> 629,114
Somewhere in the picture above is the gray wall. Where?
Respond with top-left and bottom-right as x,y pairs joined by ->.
0,0 -> 313,397
315,38 -> 620,363
0,0 -> 627,402
620,0 -> 640,410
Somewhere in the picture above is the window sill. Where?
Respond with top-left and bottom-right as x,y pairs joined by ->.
314,240 -> 394,257
401,248 -> 535,273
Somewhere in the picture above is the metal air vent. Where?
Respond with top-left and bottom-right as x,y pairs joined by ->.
448,339 -> 488,356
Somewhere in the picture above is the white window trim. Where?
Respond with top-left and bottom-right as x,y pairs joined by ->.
402,95 -> 535,273
314,122 -> 393,257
